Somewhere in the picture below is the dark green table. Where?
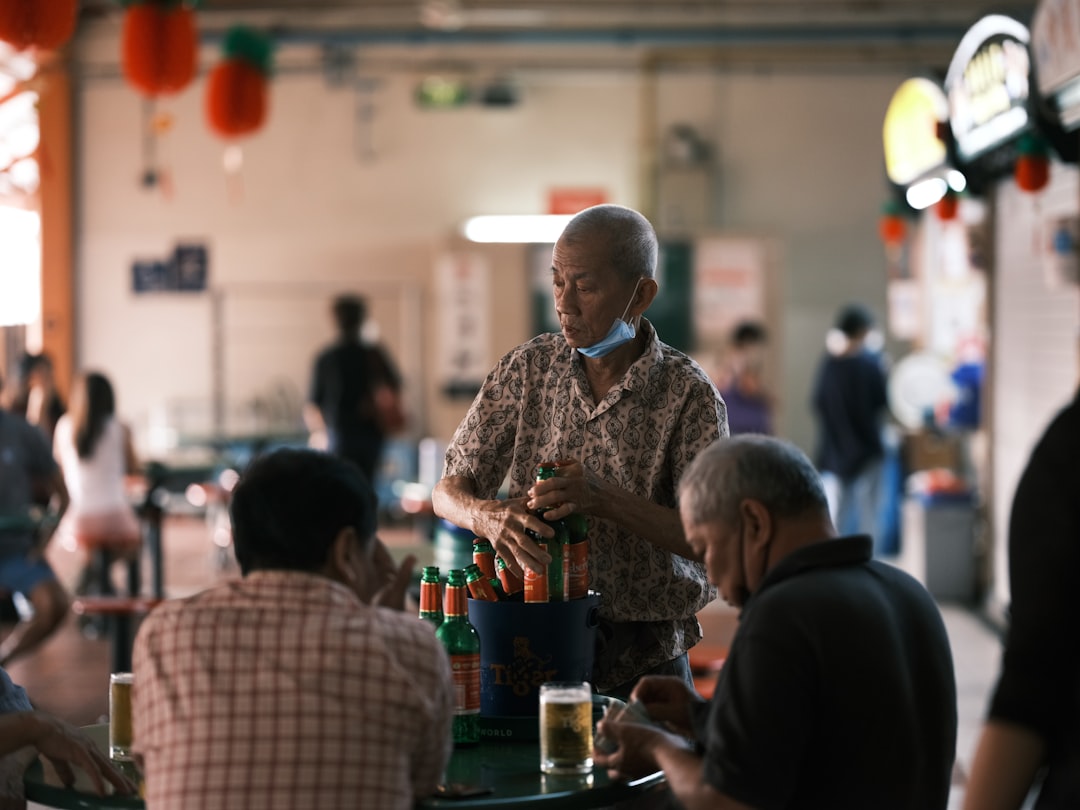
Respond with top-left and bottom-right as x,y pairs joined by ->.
24,725 -> 668,809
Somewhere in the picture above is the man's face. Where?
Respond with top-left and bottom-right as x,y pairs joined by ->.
682,503 -> 751,609
551,233 -> 635,350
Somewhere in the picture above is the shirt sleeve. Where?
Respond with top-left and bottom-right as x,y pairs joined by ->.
668,374 -> 727,488
442,348 -> 527,497
0,667 -> 32,713
988,402 -> 1080,740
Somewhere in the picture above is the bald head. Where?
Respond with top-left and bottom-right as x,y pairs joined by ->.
679,435 -> 831,528
560,204 -> 658,284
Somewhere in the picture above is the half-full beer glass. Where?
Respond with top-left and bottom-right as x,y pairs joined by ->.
539,681 -> 593,775
109,672 -> 134,761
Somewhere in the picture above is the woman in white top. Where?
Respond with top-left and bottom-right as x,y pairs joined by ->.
53,372 -> 141,594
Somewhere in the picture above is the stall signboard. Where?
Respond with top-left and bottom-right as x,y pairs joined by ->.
1032,0 -> 1080,129
883,77 -> 951,188
945,15 -> 1034,179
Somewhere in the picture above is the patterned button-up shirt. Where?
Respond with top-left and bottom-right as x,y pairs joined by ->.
132,571 -> 453,810
444,321 -> 727,689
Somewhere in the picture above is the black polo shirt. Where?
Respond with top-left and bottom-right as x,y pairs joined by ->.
691,536 -> 957,810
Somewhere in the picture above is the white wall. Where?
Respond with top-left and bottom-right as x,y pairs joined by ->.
73,25 -> 905,457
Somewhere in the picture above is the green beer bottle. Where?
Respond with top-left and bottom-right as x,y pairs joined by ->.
418,566 -> 444,629
435,569 -> 481,746
531,462 -> 570,601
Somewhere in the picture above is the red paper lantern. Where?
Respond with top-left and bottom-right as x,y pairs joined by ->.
936,191 -> 958,221
0,0 -> 78,51
205,27 -> 273,139
121,2 -> 197,97
1015,154 -> 1050,193
879,214 -> 906,245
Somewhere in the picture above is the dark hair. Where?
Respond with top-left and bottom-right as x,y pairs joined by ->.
679,435 -> 829,526
835,303 -> 875,339
18,352 -> 52,380
732,320 -> 768,347
562,204 -> 658,283
332,294 -> 367,336
73,372 -> 116,459
229,448 -> 377,576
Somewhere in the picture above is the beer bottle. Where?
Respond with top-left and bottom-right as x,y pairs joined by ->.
532,462 -> 569,601
464,563 -> 499,602
556,459 -> 590,600
436,569 -> 481,746
495,555 -> 524,597
524,543 -> 550,603
472,538 -> 497,579
418,566 -> 444,628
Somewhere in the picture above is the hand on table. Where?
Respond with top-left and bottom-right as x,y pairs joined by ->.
22,712 -> 137,797
593,713 -> 687,780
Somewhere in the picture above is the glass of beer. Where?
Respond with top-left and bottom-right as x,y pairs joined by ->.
109,672 -> 134,761
539,681 -> 594,775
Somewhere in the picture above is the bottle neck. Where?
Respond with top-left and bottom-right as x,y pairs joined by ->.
444,584 -> 468,617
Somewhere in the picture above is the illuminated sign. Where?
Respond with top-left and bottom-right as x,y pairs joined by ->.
883,78 -> 950,186
1032,0 -> 1080,129
946,15 -> 1032,162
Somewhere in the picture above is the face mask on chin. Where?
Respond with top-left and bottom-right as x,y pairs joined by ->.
577,278 -> 643,359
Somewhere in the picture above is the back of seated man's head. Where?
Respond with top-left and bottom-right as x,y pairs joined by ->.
680,435 -> 829,527
229,448 -> 377,576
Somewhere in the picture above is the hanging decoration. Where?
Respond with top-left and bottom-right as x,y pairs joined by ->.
935,189 -> 959,222
205,26 -> 273,139
878,199 -> 907,246
120,0 -> 198,98
0,0 -> 78,52
1014,132 -> 1050,193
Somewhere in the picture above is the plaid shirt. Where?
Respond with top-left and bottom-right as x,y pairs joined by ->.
444,320 -> 726,689
132,571 -> 453,810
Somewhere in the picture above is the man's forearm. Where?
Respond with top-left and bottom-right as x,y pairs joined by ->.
591,480 -> 699,561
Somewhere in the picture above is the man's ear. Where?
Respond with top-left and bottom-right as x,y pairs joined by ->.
328,527 -> 360,587
633,278 -> 658,317
739,498 -> 773,558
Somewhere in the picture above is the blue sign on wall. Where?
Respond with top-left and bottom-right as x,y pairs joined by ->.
132,243 -> 209,293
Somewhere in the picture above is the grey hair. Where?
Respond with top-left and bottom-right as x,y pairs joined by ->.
561,204 -> 658,283
678,435 -> 829,527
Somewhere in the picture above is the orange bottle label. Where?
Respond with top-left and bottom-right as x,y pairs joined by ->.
497,564 -> 524,596
524,542 -> 549,603
450,653 -> 481,713
566,541 -> 589,600
467,577 -> 499,602
474,550 -> 497,579
420,582 -> 442,613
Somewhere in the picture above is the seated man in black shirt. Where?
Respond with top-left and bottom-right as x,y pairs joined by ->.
595,434 -> 957,810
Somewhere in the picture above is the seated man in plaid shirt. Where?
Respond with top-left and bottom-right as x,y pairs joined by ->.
132,449 -> 453,810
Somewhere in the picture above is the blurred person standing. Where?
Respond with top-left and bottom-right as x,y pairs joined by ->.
963,387 -> 1080,810
52,372 -> 143,597
305,294 -> 403,485
9,353 -> 66,447
715,320 -> 773,436
811,303 -> 888,538
0,371 -> 70,667
433,204 -> 727,700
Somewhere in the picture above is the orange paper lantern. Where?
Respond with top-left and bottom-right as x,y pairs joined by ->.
879,214 -> 906,245
204,27 -> 273,139
0,0 -> 78,51
121,2 -> 197,97
1015,154 -> 1050,193
936,191 -> 958,221
205,60 -> 267,138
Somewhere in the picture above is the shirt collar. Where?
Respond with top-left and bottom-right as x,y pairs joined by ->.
750,535 -> 873,602
568,318 -> 661,397
242,569 -> 364,608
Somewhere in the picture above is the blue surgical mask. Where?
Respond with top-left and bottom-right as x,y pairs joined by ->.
577,279 -> 642,359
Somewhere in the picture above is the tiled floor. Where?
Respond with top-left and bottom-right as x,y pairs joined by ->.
4,515 -> 1003,806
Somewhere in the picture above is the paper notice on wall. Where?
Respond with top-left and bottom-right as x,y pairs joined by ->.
436,252 -> 491,396
692,237 -> 766,343
887,279 -> 922,341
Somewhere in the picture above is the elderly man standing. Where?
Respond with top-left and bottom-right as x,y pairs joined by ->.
595,435 -> 957,810
433,204 -> 727,699
133,449 -> 453,810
